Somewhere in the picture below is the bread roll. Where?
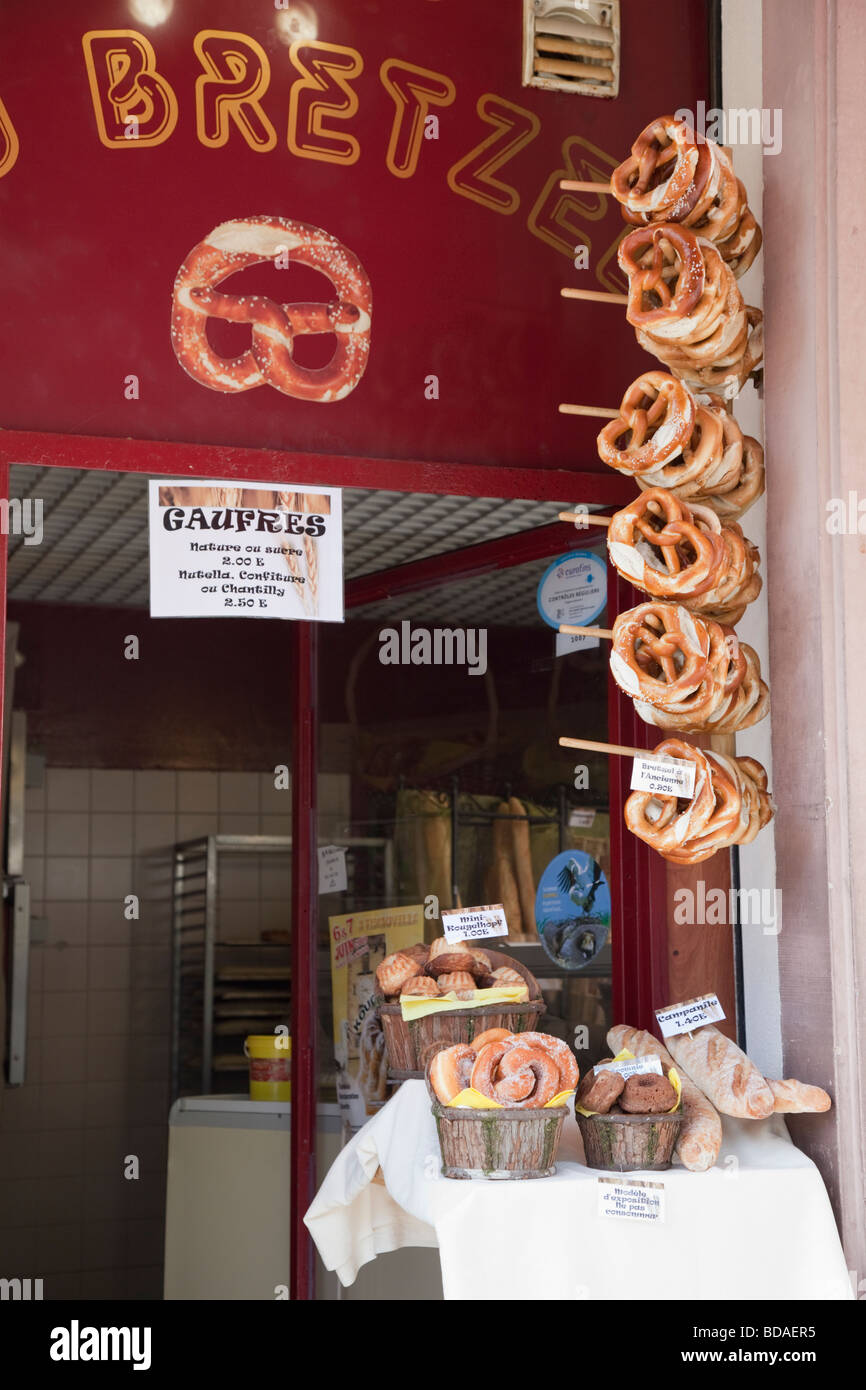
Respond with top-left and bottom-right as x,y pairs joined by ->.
665,1024 -> 774,1119
607,1024 -> 722,1172
768,1078 -> 831,1114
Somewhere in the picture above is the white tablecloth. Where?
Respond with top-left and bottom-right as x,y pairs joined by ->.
305,1081 -> 852,1300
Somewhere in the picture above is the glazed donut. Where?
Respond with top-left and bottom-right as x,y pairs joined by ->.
430,1044 -> 476,1104
511,1032 -> 580,1092
171,216 -> 372,403
494,1045 -> 560,1108
375,952 -> 422,998
620,1073 -> 678,1114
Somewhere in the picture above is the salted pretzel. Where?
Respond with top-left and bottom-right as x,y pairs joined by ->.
611,116 -> 762,278
607,487 -> 761,623
625,740 -> 773,863
598,373 -> 765,519
171,216 -> 372,402
619,224 -> 763,398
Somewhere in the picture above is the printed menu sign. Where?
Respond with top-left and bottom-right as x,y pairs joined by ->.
148,480 -> 343,621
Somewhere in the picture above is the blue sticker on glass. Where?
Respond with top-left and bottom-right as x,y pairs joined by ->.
536,550 -> 607,632
534,849 -> 610,970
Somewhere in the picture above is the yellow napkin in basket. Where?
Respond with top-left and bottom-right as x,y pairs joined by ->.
575,1049 -> 682,1117
447,1087 -> 575,1110
400,985 -> 528,1022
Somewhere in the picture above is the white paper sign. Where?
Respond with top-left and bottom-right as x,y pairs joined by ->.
598,1177 -> 665,1223
441,903 -> 509,943
148,480 -> 343,621
594,1055 -> 663,1080
630,753 -> 696,799
568,808 -> 597,829
656,992 -> 726,1037
556,631 -> 599,657
318,845 -> 348,895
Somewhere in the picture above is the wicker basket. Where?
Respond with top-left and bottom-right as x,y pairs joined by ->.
576,1110 -> 683,1172
427,1060 -> 567,1180
379,949 -> 543,1079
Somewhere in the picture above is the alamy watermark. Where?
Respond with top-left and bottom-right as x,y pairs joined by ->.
674,102 -> 782,156
674,883 -> 782,936
378,621 -> 487,676
0,497 -> 42,545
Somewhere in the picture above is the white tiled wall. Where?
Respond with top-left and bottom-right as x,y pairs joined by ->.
0,763 -> 348,1301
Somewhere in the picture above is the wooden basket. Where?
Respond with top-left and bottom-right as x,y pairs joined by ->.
576,1111 -> 683,1172
379,949 -> 543,1079
427,1065 -> 567,1180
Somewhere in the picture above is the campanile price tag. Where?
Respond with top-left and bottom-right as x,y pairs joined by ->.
630,753 -> 696,799
656,992 -> 726,1037
441,904 -> 509,943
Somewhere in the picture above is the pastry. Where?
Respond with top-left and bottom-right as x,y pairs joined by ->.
429,1043 -> 476,1103
576,1067 -> 625,1113
400,976 -> 440,998
607,1024 -> 722,1171
620,1072 -> 677,1113
375,951 -> 422,998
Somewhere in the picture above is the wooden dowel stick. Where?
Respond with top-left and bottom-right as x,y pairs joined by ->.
558,403 -> 620,419
559,624 -> 614,639
558,510 -> 614,526
561,286 -> 629,305
559,736 -> 644,758
559,179 -> 612,194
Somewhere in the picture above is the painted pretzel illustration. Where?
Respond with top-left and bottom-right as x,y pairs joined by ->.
171,216 -> 372,402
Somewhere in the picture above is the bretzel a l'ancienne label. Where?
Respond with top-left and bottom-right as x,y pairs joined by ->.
171,216 -> 372,403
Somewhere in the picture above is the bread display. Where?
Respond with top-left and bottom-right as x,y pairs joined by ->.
607,1024 -> 722,1172
375,938 -> 538,1003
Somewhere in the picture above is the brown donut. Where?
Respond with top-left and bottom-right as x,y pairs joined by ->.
620,1073 -> 678,1113
576,1067 -> 626,1114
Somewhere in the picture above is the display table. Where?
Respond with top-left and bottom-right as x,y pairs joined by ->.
305,1081 -> 852,1300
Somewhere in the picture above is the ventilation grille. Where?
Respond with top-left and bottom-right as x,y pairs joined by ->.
523,1 -> 620,98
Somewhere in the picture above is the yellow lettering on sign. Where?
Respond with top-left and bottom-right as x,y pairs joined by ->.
0,95 -> 19,178
526,134 -> 626,293
287,40 -> 363,166
446,94 -> 540,215
194,30 -> 276,152
81,29 -> 178,148
379,59 -> 455,179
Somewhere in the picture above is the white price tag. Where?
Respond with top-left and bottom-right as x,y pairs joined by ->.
441,903 -> 509,943
656,992 -> 726,1038
594,1055 -> 663,1080
630,753 -> 696,799
556,631 -> 599,657
598,1177 -> 665,1223
318,845 -> 348,895
568,808 -> 596,828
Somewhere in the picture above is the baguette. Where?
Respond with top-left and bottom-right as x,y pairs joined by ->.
508,796 -> 537,940
607,1024 -> 722,1172
493,801 -> 524,939
767,1078 -> 832,1114
665,1023 -> 774,1119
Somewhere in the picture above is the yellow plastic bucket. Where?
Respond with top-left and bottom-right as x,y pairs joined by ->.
245,1034 -> 291,1102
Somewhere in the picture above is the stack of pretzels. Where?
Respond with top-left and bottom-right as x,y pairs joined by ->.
618,223 -> 763,399
597,369 -> 764,520
625,738 -> 773,864
610,601 -> 769,734
611,115 -> 762,279
429,1030 -> 578,1108
607,487 -> 762,625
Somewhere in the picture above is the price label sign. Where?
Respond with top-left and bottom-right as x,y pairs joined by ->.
630,753 -> 696,799
318,844 -> 348,895
656,992 -> 726,1038
441,903 -> 509,943
594,1055 -> 663,1080
597,1177 -> 665,1223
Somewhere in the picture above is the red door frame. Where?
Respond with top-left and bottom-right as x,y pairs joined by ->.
0,431 -> 661,1299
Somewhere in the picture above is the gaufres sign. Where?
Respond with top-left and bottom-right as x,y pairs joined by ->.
0,3 -> 709,468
